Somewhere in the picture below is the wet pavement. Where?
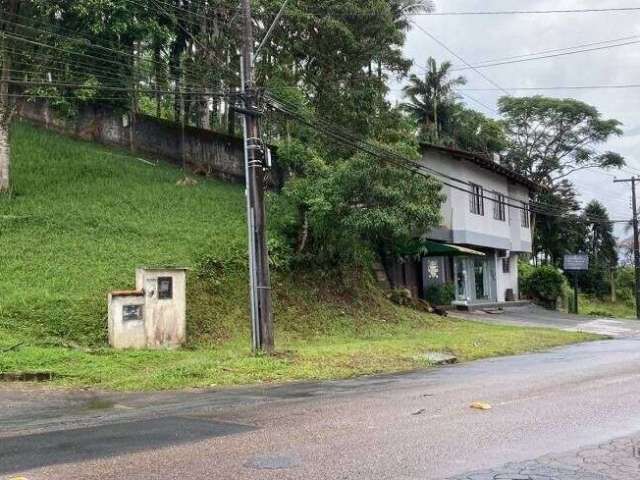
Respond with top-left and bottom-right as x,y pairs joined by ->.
452,304 -> 640,338
2,338 -> 640,479
449,434 -> 640,479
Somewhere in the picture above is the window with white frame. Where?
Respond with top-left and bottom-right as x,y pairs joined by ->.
469,183 -> 484,216
494,192 -> 506,221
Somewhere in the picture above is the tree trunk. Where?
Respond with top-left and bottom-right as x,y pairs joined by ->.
0,121 -> 9,193
433,96 -> 439,141
0,35 -> 11,193
296,210 -> 309,255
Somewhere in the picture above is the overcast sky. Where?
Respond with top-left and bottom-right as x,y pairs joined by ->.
396,0 -> 640,237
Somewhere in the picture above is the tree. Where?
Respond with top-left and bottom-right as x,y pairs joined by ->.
534,180 -> 586,265
448,104 -> 507,155
402,57 -> 466,141
499,96 -> 625,188
270,132 -> 444,271
499,96 -> 625,254
255,0 -> 428,138
0,0 -> 21,193
578,201 -> 618,297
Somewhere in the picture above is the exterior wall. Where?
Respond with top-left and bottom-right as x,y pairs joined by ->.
495,253 -> 520,303
422,150 -> 533,254
16,100 -> 277,185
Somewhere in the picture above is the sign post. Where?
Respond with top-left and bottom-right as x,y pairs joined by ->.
563,254 -> 589,315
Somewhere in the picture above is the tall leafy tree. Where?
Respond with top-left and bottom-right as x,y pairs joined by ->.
257,0 -> 428,137
578,201 -> 618,297
402,57 -> 466,141
499,96 -> 625,188
534,180 -> 586,264
448,104 -> 507,155
499,96 -> 625,253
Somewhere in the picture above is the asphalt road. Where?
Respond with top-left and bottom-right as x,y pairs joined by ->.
452,304 -> 640,338
2,337 -> 640,479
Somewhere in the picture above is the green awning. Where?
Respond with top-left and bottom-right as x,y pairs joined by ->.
423,241 -> 486,257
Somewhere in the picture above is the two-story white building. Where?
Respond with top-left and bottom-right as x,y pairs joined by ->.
389,144 -> 541,309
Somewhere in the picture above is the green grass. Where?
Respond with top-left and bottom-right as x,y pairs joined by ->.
0,319 -> 598,391
578,295 -> 636,319
0,122 -> 601,391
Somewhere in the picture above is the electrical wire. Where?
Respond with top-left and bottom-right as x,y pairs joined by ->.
263,91 -> 629,225
409,21 -> 511,96
451,39 -> 640,71
418,7 -> 640,16
452,34 -> 640,69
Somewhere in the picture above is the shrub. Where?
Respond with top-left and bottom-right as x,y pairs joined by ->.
520,263 -> 564,309
615,267 -> 636,304
425,283 -> 455,306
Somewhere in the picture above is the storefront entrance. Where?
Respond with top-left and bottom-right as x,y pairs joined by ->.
454,256 -> 496,304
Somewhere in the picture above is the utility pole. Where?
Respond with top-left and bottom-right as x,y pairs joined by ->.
614,177 -> 640,320
240,0 -> 274,353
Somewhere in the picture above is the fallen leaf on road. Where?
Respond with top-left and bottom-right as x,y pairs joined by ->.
412,408 -> 427,416
470,401 -> 492,411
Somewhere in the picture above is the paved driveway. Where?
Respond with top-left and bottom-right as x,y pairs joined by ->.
452,303 -> 640,337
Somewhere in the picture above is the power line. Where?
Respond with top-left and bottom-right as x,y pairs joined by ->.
409,21 -> 511,96
452,34 -> 640,69
450,39 -> 640,71
460,84 -> 640,92
458,92 -> 498,115
264,91 -> 629,224
417,7 -> 640,16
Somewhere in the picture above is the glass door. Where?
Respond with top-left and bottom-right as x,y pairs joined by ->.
474,259 -> 488,300
455,258 -> 467,301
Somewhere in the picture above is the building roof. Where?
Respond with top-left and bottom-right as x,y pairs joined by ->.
420,143 -> 544,192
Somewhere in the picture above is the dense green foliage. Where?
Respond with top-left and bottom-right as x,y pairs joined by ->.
499,96 -> 624,188
271,138 -> 444,269
577,201 -> 618,298
615,267 -> 636,305
424,283 -> 455,306
520,263 -> 565,308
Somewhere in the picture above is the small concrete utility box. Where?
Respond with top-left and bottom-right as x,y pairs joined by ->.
108,268 -> 187,350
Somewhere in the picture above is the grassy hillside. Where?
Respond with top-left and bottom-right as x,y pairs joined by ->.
0,123 -> 600,390
1,122 -> 248,345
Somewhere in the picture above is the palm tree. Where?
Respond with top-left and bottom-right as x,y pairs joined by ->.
402,57 -> 466,141
390,1 -> 436,31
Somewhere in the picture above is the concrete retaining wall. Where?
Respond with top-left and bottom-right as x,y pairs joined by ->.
17,100 -> 250,183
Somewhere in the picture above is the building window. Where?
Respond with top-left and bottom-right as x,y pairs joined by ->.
493,193 -> 506,222
469,183 -> 484,216
502,257 -> 511,274
521,202 -> 531,228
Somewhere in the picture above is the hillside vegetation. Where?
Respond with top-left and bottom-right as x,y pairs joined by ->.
0,123 -> 599,390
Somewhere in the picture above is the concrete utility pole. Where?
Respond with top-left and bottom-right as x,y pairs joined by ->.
614,177 -> 640,320
240,0 -> 274,353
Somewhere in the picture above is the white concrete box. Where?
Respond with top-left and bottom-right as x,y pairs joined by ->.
108,291 -> 146,349
108,268 -> 187,350
136,268 -> 187,349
